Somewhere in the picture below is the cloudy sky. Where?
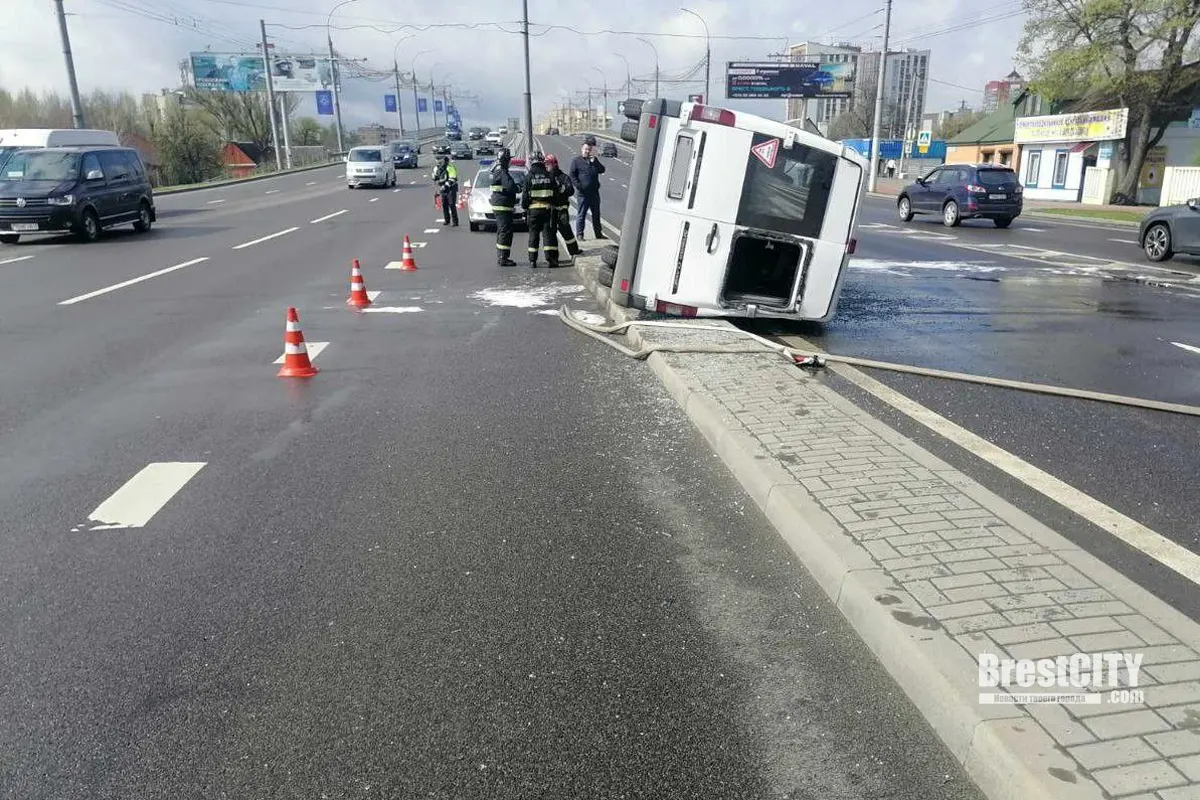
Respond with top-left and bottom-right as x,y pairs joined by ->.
2,0 -> 1027,131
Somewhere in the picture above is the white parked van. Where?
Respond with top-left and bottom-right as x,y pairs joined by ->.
610,100 -> 866,322
0,129 -> 121,170
345,146 -> 396,188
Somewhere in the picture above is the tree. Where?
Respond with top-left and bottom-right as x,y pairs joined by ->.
827,107 -> 873,140
154,105 -> 222,186
936,110 -> 986,140
1018,0 -> 1200,203
292,117 -> 323,146
185,89 -> 299,151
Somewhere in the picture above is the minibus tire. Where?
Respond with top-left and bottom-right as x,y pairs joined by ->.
622,99 -> 644,121
600,245 -> 619,268
620,121 -> 639,144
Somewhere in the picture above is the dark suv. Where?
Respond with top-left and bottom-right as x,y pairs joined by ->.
897,163 -> 1022,228
0,146 -> 156,244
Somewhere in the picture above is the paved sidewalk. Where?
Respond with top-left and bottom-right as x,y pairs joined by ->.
569,244 -> 1200,800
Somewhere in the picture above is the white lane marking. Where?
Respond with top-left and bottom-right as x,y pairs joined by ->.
264,189 -> 280,195
1020,227 -> 1046,232
83,462 -> 206,530
310,209 -> 348,224
362,306 -> 423,313
393,188 -> 402,193
424,228 -> 440,233
274,341 -> 329,364
621,183 -> 628,189
409,180 -> 416,185
826,359 -> 1200,586
59,257 -> 209,305
369,197 -> 380,203
306,181 -> 317,186
232,227 -> 299,249
1172,341 -> 1200,356
568,198 -> 622,237
0,255 -> 35,265
1109,238 -> 1138,244
367,290 -> 382,302
207,199 -> 226,204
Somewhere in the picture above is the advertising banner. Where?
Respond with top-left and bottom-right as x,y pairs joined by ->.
315,90 -> 334,115
190,52 -> 332,93
434,99 -> 444,113
1014,107 -> 1129,144
417,97 -> 428,113
726,60 -> 851,100
385,94 -> 397,113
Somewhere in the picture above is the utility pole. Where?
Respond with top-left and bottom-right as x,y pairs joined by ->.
393,60 -> 406,135
327,34 -> 345,152
867,0 -> 893,193
412,79 -> 421,133
430,78 -> 439,128
259,19 -> 283,171
520,0 -> 535,156
54,0 -> 85,129
898,58 -> 919,180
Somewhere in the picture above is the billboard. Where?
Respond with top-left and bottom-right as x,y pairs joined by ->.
315,90 -> 333,115
726,61 -> 851,100
190,52 -> 333,93
1013,107 -> 1129,144
384,94 -> 397,113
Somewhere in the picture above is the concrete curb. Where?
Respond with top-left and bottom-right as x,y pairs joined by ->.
155,132 -> 445,196
568,249 -> 1109,800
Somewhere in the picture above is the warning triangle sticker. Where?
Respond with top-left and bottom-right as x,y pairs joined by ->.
751,138 -> 780,169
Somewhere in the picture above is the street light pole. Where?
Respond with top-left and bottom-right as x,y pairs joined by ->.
592,67 -> 608,132
392,35 -> 413,135
53,0 -> 85,129
411,51 -> 429,133
520,0 -> 535,157
326,0 -> 357,153
614,53 -> 632,98
868,0 -> 893,194
637,37 -> 659,98
681,8 -> 710,103
259,19 -> 283,171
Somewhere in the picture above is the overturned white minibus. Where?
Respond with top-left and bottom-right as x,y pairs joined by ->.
609,100 -> 866,321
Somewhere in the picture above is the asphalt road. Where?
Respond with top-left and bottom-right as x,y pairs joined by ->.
0,150 -> 985,798
538,132 -> 1200,621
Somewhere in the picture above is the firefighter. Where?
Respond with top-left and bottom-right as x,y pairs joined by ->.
545,154 -> 581,260
489,148 -> 518,266
432,155 -> 459,226
520,151 -> 558,267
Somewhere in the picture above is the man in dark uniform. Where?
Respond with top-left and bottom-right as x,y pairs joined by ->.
520,151 -> 558,268
432,155 -> 459,227
544,154 -> 581,261
489,147 -> 518,266
569,136 -> 607,241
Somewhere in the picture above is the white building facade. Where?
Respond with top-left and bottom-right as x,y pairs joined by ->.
1015,108 -> 1129,202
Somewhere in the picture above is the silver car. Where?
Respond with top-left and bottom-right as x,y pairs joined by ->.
345,146 -> 396,188
466,162 -> 527,232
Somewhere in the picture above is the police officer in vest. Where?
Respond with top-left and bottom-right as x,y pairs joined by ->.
521,151 -> 558,267
544,154 -> 581,260
433,155 -> 459,227
490,147 -> 518,266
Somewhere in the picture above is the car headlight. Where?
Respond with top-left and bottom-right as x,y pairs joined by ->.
47,194 -> 74,206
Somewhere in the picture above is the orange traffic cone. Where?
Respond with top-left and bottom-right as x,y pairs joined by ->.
434,194 -> 442,209
277,307 -> 319,378
400,235 -> 419,271
346,258 -> 372,308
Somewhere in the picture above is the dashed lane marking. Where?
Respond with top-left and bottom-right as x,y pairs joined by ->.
370,197 -> 379,203
59,257 -> 210,305
1172,341 -> 1200,356
310,210 -> 348,224
409,180 -> 417,185
306,181 -> 318,186
1020,227 -> 1046,232
0,255 -> 35,265
423,227 -> 440,233
367,290 -> 382,302
232,227 -> 299,249
207,199 -> 226,204
274,341 -> 328,364
621,183 -> 628,189
264,189 -> 280,195
80,462 -> 206,530
393,188 -> 402,193
1110,238 -> 1139,244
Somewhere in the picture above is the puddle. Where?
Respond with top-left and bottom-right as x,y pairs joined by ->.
472,284 -> 587,308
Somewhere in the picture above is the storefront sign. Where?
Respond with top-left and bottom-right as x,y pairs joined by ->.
1014,108 -> 1128,144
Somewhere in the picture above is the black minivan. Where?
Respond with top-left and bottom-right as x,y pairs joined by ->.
0,145 -> 156,244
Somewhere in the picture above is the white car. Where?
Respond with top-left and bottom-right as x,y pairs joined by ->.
484,131 -> 503,145
345,146 -> 396,188
465,159 -> 527,232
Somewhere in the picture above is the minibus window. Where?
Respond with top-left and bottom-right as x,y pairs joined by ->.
737,137 -> 837,239
666,135 -> 694,200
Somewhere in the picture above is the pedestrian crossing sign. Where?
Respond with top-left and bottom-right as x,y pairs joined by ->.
917,129 -> 932,154
751,138 -> 780,169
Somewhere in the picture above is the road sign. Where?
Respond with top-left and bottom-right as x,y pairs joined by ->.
315,90 -> 333,116
917,128 -> 932,154
384,94 -> 397,113
725,61 -> 850,100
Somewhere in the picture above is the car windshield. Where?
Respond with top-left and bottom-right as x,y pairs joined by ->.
2,150 -> 80,181
977,169 -> 1016,186
474,168 -> 525,190
349,149 -> 382,162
